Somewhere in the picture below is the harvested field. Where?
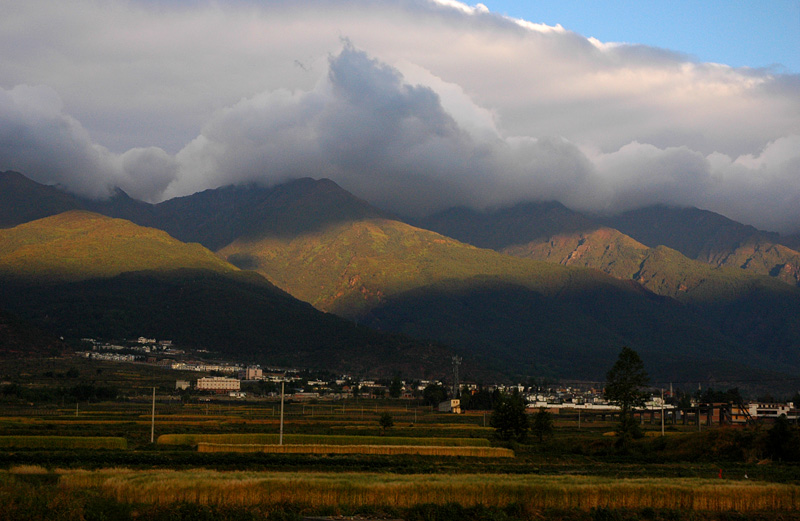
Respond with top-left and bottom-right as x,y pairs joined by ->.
197,443 -> 513,457
158,433 -> 490,447
0,436 -> 127,450
56,469 -> 800,512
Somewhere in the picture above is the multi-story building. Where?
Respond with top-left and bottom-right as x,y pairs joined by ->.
239,367 -> 263,380
196,377 -> 240,392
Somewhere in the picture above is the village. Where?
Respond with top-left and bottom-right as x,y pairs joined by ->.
77,336 -> 800,428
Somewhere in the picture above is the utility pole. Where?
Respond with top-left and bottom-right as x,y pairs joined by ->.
452,356 -> 462,398
661,388 -> 665,437
698,404 -> 702,432
279,379 -> 285,445
150,387 -> 156,443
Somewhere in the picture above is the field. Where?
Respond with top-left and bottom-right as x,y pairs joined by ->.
2,359 -> 800,520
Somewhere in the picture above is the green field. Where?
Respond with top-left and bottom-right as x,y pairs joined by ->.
2,360 -> 800,520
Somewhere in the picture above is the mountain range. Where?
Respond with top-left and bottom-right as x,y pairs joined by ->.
2,170 -> 799,391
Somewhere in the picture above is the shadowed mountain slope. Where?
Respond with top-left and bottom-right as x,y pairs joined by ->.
417,201 -> 599,251
0,309 -> 69,358
151,178 -> 390,250
0,271 -> 453,376
0,171 -> 85,227
418,204 -> 800,374
0,211 -> 456,376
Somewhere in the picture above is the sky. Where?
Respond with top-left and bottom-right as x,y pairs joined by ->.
485,1 -> 800,73
1,0 -> 799,233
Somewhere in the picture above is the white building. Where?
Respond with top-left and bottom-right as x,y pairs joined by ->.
239,367 -> 263,380
438,399 -> 462,414
196,377 -> 240,392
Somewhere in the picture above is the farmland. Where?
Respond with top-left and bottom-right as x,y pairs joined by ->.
2,360 -> 800,520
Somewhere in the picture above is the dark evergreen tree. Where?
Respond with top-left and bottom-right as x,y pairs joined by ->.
605,346 -> 649,445
530,407 -> 554,442
766,415 -> 800,461
389,376 -> 403,398
378,412 -> 394,434
490,390 -> 529,442
422,383 -> 448,406
462,387 -> 494,410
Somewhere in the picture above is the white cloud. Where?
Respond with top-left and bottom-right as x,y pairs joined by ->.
0,0 -> 798,231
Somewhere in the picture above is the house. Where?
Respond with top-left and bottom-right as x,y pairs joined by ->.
438,399 -> 462,414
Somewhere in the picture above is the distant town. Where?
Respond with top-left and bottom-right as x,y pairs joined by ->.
77,336 -> 799,427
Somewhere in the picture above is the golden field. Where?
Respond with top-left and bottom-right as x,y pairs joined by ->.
52,468 -> 799,512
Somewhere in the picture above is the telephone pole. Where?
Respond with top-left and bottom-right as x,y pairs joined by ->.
452,356 -> 462,398
150,387 -> 156,443
279,379 -> 285,445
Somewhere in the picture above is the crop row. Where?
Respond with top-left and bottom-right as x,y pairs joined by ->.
197,443 -> 513,457
0,436 -> 127,450
157,433 -> 490,447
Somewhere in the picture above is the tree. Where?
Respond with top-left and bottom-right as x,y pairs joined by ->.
766,415 -> 800,461
605,346 -> 650,444
378,412 -> 394,434
462,387 -> 494,411
422,383 -> 448,406
490,390 -> 529,442
389,376 -> 403,398
530,407 -> 554,442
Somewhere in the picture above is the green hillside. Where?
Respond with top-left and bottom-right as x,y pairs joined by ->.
221,218 -> 600,317
605,205 -> 800,286
220,217 -> 780,381
502,227 -> 773,301
0,211 -> 238,281
422,201 -> 800,288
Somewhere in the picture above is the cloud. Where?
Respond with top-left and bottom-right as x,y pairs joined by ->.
0,84 -> 176,201
1,0 -> 799,232
167,44 -> 599,217
704,136 -> 800,232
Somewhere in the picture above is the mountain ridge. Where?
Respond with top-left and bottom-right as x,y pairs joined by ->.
4,170 -> 800,387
